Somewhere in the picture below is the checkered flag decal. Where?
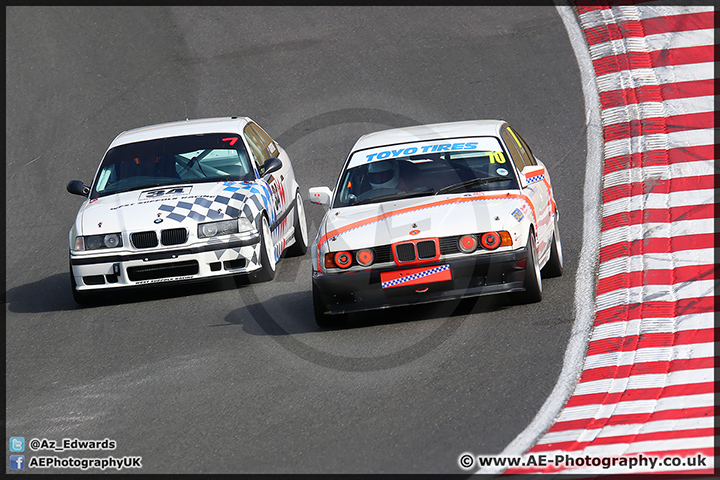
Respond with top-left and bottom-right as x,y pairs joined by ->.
158,181 -> 271,225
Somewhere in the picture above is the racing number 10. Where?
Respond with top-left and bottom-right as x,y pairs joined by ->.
489,151 -> 506,164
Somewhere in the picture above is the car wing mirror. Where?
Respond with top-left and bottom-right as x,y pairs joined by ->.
67,179 -> 90,197
308,186 -> 333,206
519,165 -> 545,188
261,157 -> 283,177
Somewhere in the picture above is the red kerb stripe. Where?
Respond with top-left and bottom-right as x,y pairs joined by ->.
598,233 -> 715,263
594,296 -> 716,326
586,328 -> 714,356
603,145 -> 715,175
603,112 -> 713,142
602,204 -> 715,232
597,264 -> 715,296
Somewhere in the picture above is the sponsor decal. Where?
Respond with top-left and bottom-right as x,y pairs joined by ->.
497,168 -> 509,176
512,208 -> 524,222
134,275 -> 195,285
366,142 -> 480,162
139,186 -> 192,201
381,264 -> 452,289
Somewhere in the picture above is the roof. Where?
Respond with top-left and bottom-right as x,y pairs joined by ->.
107,116 -> 251,148
350,119 -> 506,153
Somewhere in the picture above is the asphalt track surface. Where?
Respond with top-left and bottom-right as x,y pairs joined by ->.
6,7 -> 587,474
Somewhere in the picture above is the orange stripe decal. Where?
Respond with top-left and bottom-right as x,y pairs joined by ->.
315,194 -> 538,270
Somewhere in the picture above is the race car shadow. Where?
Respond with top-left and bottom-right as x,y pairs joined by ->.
5,272 -> 255,313
232,289 -> 516,335
5,273 -> 80,313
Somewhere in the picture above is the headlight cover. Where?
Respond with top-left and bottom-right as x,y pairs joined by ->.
74,233 -> 123,251
198,218 -> 255,239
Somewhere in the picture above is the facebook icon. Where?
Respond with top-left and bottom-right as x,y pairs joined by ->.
10,455 -> 25,470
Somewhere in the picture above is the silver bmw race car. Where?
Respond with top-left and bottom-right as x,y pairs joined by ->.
67,116 -> 308,304
308,120 -> 562,327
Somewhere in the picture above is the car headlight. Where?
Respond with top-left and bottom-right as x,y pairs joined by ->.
198,218 -> 254,238
74,233 -> 123,251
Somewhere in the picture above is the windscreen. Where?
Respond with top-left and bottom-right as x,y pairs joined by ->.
91,133 -> 254,199
334,137 -> 518,207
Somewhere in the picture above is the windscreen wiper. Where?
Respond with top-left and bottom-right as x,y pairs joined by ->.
435,176 -> 508,195
352,189 -> 434,206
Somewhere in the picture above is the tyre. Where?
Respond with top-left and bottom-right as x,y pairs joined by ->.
254,215 -> 276,282
541,217 -> 563,278
313,282 -> 347,328
516,232 -> 542,304
285,191 -> 308,257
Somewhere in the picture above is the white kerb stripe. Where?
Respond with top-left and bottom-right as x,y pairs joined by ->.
602,188 -> 713,218
572,368 -> 712,397
537,415 -> 715,445
601,217 -> 714,246
589,29 -> 713,60
604,129 -> 714,160
590,312 -> 714,341
595,63 -> 714,92
556,392 -> 714,422
603,160 -> 714,188
598,250 -> 715,280
596,279 -> 714,312
583,343 -> 714,371
602,96 -> 714,126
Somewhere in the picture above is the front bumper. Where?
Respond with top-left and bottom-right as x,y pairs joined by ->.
70,234 -> 261,291
313,248 -> 528,315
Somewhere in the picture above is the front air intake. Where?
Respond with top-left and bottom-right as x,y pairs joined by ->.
131,231 -> 159,249
161,228 -> 187,246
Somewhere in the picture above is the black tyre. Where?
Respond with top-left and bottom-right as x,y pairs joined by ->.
542,217 -> 564,278
516,233 -> 542,304
285,191 -> 308,257
254,215 -> 276,282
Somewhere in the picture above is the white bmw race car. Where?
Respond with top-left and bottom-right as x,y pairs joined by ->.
67,116 -> 308,304
308,120 -> 562,327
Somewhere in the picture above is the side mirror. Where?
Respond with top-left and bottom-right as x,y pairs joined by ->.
67,180 -> 90,197
520,165 -> 545,188
308,186 -> 333,206
261,157 -> 283,177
